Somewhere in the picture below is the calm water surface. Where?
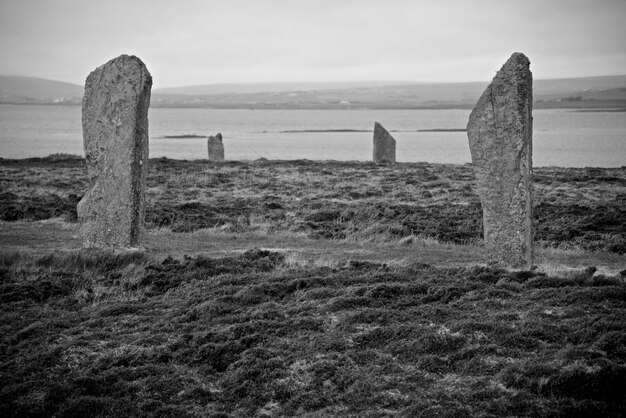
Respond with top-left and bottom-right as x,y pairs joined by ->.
1,104 -> 624,167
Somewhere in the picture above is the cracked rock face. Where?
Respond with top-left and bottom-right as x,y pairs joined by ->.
373,122 -> 396,163
207,133 -> 225,161
78,55 -> 152,248
467,53 -> 533,268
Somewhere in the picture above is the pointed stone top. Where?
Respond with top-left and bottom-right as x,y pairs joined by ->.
506,52 -> 530,67
494,52 -> 531,84
374,122 -> 394,140
469,52 -> 532,128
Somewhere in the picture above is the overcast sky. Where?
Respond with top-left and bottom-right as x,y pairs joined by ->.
1,0 -> 625,88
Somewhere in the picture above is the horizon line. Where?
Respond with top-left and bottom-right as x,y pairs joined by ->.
2,73 -> 626,90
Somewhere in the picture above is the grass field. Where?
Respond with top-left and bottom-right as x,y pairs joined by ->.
0,156 -> 624,417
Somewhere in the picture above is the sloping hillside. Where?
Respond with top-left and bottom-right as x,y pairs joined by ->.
0,76 -> 83,104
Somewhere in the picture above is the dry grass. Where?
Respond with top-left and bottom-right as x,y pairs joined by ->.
1,249 -> 624,417
1,156 -> 625,416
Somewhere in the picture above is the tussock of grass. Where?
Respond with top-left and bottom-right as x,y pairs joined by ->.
282,251 -> 342,270
35,250 -> 148,271
1,250 -> 624,417
0,192 -> 81,222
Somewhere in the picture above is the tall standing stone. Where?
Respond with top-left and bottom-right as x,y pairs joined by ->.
207,133 -> 225,161
78,55 -> 152,248
467,52 -> 533,268
373,122 -> 396,163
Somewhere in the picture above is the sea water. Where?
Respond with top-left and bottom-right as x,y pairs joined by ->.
0,104 -> 624,167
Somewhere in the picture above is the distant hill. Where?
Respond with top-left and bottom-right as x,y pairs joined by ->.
154,81 -> 416,95
534,75 -> 626,94
0,76 -> 83,104
2,74 -> 625,109
152,75 -> 626,97
151,75 -> 626,109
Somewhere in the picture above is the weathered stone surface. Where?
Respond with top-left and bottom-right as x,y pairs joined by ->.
467,52 -> 533,268
77,55 -> 152,248
373,122 -> 396,163
207,133 -> 225,161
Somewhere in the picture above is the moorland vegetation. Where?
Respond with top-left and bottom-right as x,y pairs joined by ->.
0,156 -> 624,417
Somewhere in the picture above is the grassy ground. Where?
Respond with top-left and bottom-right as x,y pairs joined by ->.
0,156 -> 625,417
1,250 -> 624,417
1,156 -> 625,253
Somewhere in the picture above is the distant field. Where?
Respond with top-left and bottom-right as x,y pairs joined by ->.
0,157 -> 625,417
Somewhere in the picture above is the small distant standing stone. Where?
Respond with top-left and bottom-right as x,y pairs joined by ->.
467,52 -> 533,268
373,122 -> 396,163
207,133 -> 225,161
77,54 -> 152,248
